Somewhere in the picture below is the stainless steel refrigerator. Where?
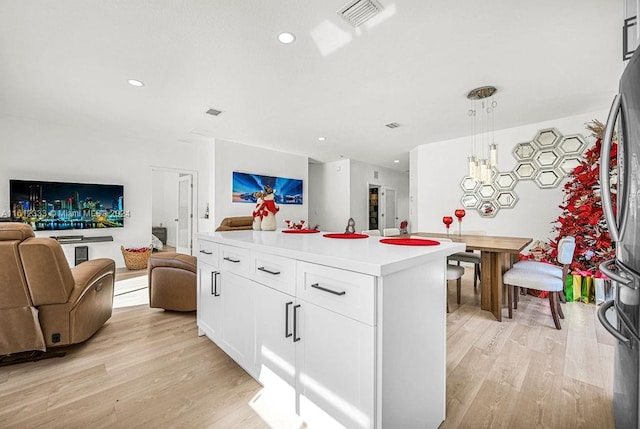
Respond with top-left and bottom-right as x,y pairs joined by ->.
599,45 -> 640,429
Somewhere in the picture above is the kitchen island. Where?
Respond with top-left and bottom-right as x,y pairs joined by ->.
196,230 -> 464,429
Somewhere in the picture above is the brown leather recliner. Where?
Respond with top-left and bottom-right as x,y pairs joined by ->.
215,216 -> 254,231
147,253 -> 197,311
0,223 -> 115,355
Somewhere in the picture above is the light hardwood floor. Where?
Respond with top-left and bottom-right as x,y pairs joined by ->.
0,269 -> 615,428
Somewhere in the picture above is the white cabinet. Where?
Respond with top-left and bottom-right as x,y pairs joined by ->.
219,271 -> 254,366
197,231 -> 459,429
295,300 -> 375,429
197,261 -> 222,341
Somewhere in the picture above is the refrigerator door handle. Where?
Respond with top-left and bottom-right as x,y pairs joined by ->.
600,258 -> 634,287
600,94 -> 622,242
598,300 -> 631,345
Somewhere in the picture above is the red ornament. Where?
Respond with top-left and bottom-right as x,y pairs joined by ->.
442,216 -> 453,229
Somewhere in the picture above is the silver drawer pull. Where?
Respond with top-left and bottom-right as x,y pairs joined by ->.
223,256 -> 241,263
311,283 -> 346,296
200,250 -> 213,255
258,266 -> 280,275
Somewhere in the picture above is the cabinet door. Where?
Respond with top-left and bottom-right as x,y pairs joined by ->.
197,262 -> 222,342
220,271 -> 254,367
295,302 -> 375,429
254,284 -> 297,415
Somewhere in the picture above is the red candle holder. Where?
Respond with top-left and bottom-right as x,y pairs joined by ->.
442,216 -> 453,237
454,209 -> 466,237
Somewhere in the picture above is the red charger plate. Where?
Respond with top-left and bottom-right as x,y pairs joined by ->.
282,229 -> 321,234
323,233 -> 369,239
380,238 -> 440,246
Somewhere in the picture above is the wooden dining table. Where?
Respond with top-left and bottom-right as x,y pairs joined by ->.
410,232 -> 533,321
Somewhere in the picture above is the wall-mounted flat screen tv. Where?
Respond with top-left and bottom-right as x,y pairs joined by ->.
10,179 -> 125,231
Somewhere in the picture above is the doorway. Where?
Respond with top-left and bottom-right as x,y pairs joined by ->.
151,168 -> 196,256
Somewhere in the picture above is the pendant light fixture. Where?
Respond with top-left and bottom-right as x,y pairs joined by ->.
467,86 -> 498,183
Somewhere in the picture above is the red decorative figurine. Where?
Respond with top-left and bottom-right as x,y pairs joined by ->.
454,209 -> 466,237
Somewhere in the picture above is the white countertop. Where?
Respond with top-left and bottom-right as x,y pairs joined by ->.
198,230 -> 465,276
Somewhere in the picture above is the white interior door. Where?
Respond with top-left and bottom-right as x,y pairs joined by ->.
383,187 -> 397,229
176,174 -> 193,255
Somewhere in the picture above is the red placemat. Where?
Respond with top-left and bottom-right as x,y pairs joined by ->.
380,238 -> 440,246
282,229 -> 321,234
323,233 -> 369,239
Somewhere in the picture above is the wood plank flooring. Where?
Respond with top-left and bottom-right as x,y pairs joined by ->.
0,269 -> 615,428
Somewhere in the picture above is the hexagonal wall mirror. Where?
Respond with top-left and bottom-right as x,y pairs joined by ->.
533,149 -> 561,169
496,191 -> 518,208
559,134 -> 587,155
534,128 -> 561,148
495,172 -> 518,190
534,168 -> 563,189
461,193 -> 480,209
478,183 -> 498,199
460,176 -> 479,193
560,157 -> 581,175
513,142 -> 537,161
515,162 -> 536,179
478,200 -> 499,217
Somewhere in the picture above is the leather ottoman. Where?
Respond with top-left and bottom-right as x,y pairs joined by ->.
147,253 -> 197,311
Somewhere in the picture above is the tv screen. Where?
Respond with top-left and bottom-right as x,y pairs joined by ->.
10,179 -> 124,231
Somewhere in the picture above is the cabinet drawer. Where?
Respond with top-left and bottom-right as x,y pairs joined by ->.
197,240 -> 218,266
219,244 -> 251,276
252,252 -> 296,296
297,261 -> 375,325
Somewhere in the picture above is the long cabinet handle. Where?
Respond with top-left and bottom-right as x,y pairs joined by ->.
311,283 -> 346,296
200,249 -> 213,255
223,256 -> 241,263
211,271 -> 220,296
285,301 -> 293,338
293,304 -> 301,342
258,266 -> 281,275
598,300 -> 630,345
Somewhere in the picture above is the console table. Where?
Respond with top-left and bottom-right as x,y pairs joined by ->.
197,230 -> 464,428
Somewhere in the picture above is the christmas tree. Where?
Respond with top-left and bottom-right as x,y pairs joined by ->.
541,120 -> 617,274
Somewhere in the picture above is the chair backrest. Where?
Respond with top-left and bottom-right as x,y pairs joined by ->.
361,229 -> 381,236
0,223 -> 35,309
557,237 -> 576,265
383,228 -> 400,237
19,237 -> 75,306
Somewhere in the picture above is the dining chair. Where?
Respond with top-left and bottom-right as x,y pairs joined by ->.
411,236 -> 464,311
382,228 -> 400,237
502,236 -> 576,329
447,230 -> 485,289
361,229 -> 381,236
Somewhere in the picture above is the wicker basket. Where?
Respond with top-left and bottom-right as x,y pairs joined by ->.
121,245 -> 153,270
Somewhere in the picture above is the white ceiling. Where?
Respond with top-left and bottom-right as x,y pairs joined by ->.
0,1 -> 624,172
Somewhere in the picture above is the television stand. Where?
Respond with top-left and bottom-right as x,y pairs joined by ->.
54,235 -> 113,243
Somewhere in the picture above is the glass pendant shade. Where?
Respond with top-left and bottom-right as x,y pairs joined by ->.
489,144 -> 498,167
468,156 -> 477,178
478,159 -> 489,183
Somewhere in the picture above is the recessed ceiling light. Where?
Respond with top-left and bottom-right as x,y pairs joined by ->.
278,32 -> 296,44
318,137 -> 326,141
394,159 -> 400,163
127,79 -> 144,87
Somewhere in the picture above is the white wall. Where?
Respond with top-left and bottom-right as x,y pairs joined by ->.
307,158 -> 409,233
308,159 -> 351,232
0,114 -> 212,267
410,111 -> 607,244
213,140 -> 308,229
350,160 -> 409,233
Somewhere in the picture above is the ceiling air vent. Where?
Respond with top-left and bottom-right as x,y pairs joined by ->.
385,122 -> 400,129
338,0 -> 383,27
205,108 -> 223,116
